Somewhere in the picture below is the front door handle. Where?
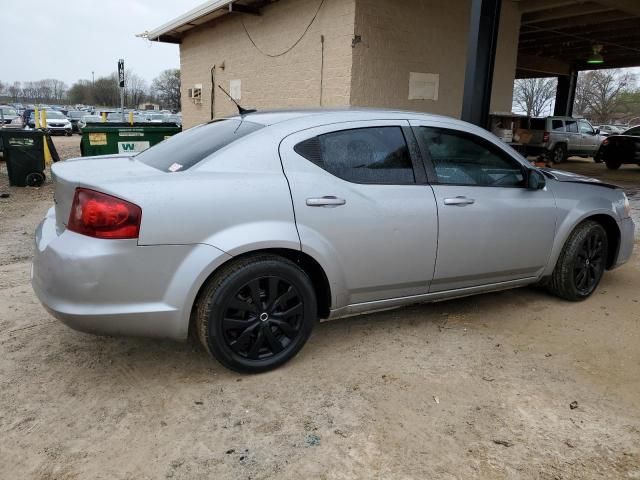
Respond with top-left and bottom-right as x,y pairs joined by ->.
306,196 -> 347,207
443,196 -> 475,206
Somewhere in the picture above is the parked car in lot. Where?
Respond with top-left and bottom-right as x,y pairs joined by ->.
27,110 -> 73,135
523,116 -> 604,163
66,111 -> 85,133
595,125 -> 640,169
32,109 -> 634,373
0,105 -> 22,127
596,124 -> 624,136
77,114 -> 102,130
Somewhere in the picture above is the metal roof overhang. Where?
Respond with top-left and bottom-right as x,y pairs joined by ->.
517,0 -> 640,77
145,0 -> 268,44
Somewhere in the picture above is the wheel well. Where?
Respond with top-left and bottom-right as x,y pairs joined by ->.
189,248 -> 332,335
585,214 -> 620,269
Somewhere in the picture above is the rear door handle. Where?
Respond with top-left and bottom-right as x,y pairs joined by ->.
306,196 -> 347,207
443,196 -> 475,206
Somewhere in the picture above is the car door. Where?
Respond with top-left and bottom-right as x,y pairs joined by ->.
279,120 -> 438,307
410,121 -> 557,292
564,120 -> 581,154
578,120 -> 599,155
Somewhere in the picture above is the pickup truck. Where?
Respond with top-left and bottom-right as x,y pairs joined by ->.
521,116 -> 604,163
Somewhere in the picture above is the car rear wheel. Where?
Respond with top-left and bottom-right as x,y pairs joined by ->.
196,254 -> 317,373
548,221 -> 608,301
605,160 -> 621,170
550,144 -> 567,164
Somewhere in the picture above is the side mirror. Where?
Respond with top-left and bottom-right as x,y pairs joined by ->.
595,128 -> 600,135
528,170 -> 546,190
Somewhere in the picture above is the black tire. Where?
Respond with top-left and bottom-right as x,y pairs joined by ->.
25,172 -> 45,187
548,221 -> 608,301
605,160 -> 621,170
594,152 -> 603,163
549,144 -> 567,164
196,254 -> 317,373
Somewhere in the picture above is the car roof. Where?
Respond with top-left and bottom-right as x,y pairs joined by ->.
228,107 -> 463,127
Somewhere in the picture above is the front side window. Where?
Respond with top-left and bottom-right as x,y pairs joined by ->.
415,127 -> 525,187
294,127 -> 415,184
565,120 -> 578,133
579,121 -> 594,134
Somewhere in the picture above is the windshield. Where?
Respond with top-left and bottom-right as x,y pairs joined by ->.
137,119 -> 263,172
68,111 -> 84,118
81,115 -> 101,122
0,107 -> 17,117
46,111 -> 66,119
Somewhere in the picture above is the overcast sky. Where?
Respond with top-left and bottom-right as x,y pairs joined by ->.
1,0 -> 206,86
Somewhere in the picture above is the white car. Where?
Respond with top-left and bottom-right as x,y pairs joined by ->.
29,110 -> 73,135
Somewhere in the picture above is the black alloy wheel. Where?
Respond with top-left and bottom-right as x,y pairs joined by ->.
221,276 -> 304,360
573,229 -> 606,296
196,254 -> 317,373
548,220 -> 608,301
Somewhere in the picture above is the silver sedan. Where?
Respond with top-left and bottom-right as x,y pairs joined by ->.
32,109 -> 635,372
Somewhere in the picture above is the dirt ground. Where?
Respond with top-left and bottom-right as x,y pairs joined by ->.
1,136 -> 639,479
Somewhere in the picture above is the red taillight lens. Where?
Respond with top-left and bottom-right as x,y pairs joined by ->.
602,138 -> 609,146
542,131 -> 550,143
67,188 -> 142,239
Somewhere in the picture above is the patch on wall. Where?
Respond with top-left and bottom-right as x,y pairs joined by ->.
409,73 -> 439,101
230,79 -> 242,100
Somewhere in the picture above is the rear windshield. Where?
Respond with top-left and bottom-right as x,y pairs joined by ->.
136,119 -> 263,172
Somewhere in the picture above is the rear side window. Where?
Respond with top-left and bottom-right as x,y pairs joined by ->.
136,119 -> 263,172
294,127 -> 415,184
529,118 -> 546,130
552,120 -> 564,131
565,120 -> 578,133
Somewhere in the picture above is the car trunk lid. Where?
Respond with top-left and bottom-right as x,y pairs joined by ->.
52,154 -> 162,234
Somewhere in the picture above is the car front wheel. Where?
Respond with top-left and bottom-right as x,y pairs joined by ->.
548,220 -> 608,301
196,254 -> 317,373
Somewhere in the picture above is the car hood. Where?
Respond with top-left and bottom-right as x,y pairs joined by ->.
540,168 -> 619,190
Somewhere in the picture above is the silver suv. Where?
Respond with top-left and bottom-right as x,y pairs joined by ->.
524,116 -> 604,163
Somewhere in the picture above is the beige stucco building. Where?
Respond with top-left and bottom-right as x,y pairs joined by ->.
147,0 -> 640,129
148,0 -> 519,128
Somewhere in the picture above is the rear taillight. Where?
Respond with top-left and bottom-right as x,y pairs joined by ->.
602,138 -> 609,146
67,188 -> 141,239
542,131 -> 550,143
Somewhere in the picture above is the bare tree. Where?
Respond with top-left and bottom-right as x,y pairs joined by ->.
574,69 -> 635,123
125,72 -> 148,108
152,69 -> 181,111
513,77 -> 557,117
8,82 -> 21,102
0,80 -> 5,97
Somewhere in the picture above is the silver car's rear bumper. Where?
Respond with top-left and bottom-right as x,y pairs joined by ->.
613,217 -> 635,268
32,208 -> 232,340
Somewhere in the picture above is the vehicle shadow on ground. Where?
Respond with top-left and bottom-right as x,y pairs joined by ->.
38,285 -> 556,382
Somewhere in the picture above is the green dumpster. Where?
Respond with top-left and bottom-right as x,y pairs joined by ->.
0,130 -> 46,187
80,122 -> 181,157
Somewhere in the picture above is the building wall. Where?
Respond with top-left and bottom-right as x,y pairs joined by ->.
350,0 -> 521,116
179,0 -> 356,128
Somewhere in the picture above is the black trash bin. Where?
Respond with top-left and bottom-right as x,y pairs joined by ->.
0,130 -> 46,187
